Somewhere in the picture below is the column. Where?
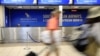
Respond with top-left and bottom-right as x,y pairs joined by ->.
0,5 -> 5,42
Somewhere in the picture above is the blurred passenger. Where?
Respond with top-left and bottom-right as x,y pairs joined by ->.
79,7 -> 100,56
45,9 -> 61,56
74,26 -> 90,52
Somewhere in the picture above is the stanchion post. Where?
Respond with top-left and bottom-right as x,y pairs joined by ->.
24,32 -> 30,50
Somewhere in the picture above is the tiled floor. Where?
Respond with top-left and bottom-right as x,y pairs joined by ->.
0,43 -> 99,56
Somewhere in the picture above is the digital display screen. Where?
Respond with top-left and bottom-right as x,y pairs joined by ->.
1,0 -> 37,5
38,0 -> 72,5
74,0 -> 100,5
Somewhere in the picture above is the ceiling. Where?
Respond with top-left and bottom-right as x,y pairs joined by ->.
6,6 -> 97,9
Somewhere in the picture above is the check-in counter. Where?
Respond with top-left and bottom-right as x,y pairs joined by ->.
1,27 -> 39,43
0,27 -> 74,43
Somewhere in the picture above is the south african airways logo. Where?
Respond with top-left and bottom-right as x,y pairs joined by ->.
25,12 -> 31,18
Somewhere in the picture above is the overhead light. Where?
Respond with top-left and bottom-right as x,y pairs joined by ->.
31,6 -> 38,8
71,9 -> 77,12
39,6 -> 45,8
74,6 -> 79,8
17,6 -> 22,8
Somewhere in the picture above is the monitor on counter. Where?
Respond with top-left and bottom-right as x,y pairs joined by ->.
0,0 -> 37,5
74,0 -> 100,5
38,0 -> 72,5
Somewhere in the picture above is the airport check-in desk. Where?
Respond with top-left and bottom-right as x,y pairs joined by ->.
1,27 -> 39,43
0,27 -> 77,43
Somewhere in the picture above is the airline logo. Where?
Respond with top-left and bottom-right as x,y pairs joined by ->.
25,12 -> 30,18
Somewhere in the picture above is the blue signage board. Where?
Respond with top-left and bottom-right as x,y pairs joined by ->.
5,8 -> 88,27
5,9 -> 52,27
62,9 -> 88,26
1,0 -> 37,5
74,0 -> 100,5
38,0 -> 71,5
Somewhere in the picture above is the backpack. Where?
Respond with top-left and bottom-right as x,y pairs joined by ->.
26,51 -> 37,56
73,29 -> 90,52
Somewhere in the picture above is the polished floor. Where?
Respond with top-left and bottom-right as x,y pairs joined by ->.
0,43 -> 100,56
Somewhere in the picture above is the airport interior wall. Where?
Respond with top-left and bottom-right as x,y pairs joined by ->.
0,6 -> 89,43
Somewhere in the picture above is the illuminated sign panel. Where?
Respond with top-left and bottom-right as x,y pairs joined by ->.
74,0 -> 100,5
1,0 -> 37,5
38,0 -> 71,5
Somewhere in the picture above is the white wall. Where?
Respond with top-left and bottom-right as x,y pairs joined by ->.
0,5 -> 5,27
0,5 -> 5,42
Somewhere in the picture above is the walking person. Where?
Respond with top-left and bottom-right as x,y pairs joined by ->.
45,9 -> 61,56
